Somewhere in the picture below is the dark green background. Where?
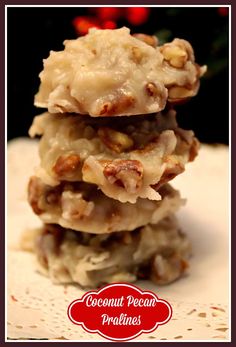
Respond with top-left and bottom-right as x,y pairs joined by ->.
7,7 -> 229,144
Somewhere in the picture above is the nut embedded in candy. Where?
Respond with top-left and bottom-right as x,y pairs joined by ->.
53,154 -> 81,179
34,27 -> 206,116
98,127 -> 134,153
24,26 -> 206,288
103,159 -> 144,194
29,110 -> 198,203
27,177 -> 184,234
133,33 -> 159,47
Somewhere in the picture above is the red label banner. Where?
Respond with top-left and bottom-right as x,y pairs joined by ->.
67,283 -> 172,341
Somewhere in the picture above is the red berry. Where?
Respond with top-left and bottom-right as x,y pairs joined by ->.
102,20 -> 117,30
126,7 -> 150,26
218,7 -> 228,16
95,7 -> 122,21
72,16 -> 101,36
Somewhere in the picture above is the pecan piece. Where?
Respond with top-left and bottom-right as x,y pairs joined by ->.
152,161 -> 185,191
53,154 -> 80,179
103,159 -> 144,194
28,176 -> 44,214
131,46 -> 143,64
160,38 -> 194,68
98,127 -> 134,153
133,33 -> 158,47
99,95 -> 135,116
45,190 -> 61,206
161,44 -> 188,68
28,177 -> 62,214
189,137 -> 200,162
145,82 -> 158,97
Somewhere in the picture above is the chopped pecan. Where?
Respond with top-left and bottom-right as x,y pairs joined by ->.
189,137 -> 200,162
133,33 -> 158,47
28,176 -> 44,214
131,46 -> 143,64
98,127 -> 134,153
103,159 -> 144,194
152,160 -> 185,191
161,44 -> 188,68
161,38 -> 194,66
145,82 -> 158,97
45,190 -> 61,205
99,95 -> 135,116
53,154 -> 81,178
173,129 -> 199,162
28,176 -> 62,214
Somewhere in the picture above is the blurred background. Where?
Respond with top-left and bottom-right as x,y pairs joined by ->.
7,7 -> 229,144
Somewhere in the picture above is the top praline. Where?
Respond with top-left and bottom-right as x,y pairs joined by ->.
34,27 -> 206,117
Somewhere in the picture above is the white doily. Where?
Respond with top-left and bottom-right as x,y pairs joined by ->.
7,139 -> 230,341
